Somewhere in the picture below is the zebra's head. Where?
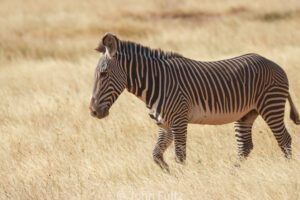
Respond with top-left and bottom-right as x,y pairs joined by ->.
89,33 -> 127,119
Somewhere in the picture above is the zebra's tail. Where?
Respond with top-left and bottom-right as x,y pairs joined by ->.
288,93 -> 300,125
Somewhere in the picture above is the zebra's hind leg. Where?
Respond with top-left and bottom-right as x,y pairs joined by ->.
259,101 -> 292,158
235,110 -> 258,160
153,128 -> 173,172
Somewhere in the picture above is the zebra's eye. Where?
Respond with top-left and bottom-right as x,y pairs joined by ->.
100,71 -> 108,78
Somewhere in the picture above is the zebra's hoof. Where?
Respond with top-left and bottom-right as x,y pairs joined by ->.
162,166 -> 170,174
284,153 -> 292,160
154,157 -> 170,172
283,147 -> 292,159
175,157 -> 186,165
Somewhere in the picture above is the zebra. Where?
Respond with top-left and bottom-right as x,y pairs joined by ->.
89,32 -> 300,172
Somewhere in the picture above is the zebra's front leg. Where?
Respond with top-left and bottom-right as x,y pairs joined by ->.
172,122 -> 188,164
153,128 -> 173,172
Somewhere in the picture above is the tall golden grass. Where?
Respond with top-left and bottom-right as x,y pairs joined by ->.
0,0 -> 300,199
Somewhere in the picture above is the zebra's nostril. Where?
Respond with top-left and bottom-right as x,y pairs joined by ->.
89,105 -> 97,116
91,110 -> 97,117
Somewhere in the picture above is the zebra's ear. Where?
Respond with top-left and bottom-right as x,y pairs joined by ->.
102,33 -> 117,58
95,43 -> 106,53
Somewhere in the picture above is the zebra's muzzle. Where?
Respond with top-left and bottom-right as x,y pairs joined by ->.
90,107 -> 109,119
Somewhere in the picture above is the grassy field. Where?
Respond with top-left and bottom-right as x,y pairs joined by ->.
1,0 -> 300,199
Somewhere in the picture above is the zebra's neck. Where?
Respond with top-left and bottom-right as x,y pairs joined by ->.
123,53 -> 156,108
116,42 -> 175,110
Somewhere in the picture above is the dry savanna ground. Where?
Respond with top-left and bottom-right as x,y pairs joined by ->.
1,0 -> 300,199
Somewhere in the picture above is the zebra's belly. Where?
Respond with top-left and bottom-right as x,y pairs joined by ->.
188,106 -> 254,125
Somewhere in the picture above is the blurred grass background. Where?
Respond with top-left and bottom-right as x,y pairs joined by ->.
0,0 -> 300,199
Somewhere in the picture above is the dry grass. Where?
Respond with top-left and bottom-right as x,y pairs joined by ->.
1,0 -> 300,199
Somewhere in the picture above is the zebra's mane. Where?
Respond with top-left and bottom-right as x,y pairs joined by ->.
119,40 -> 183,60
